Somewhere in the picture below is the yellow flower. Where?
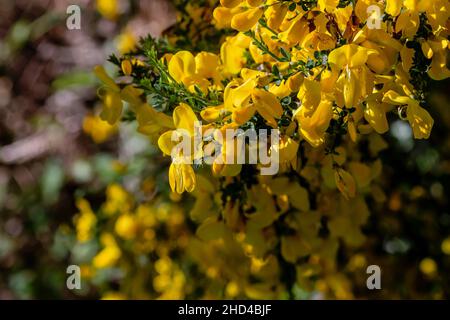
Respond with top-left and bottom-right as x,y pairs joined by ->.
270,136 -> 299,163
441,237 -> 450,255
94,68 -> 172,139
169,163 -> 196,194
200,104 -> 228,122
102,183 -> 133,215
352,28 -> 402,74
115,214 -> 137,240
328,197 -> 369,246
213,5 -> 245,29
135,103 -> 175,141
334,168 -> 356,200
225,281 -> 240,298
348,162 -> 373,189
158,103 -> 199,157
168,51 -> 217,92
74,198 -> 97,242
231,7 -> 264,32
298,78 -> 322,112
317,0 -> 339,12
265,1 -> 288,30
121,60 -> 132,76
119,84 -> 175,141
93,66 -> 124,125
419,258 -> 437,276
225,77 -> 283,127
195,52 -> 221,81
196,218 -> 229,241
385,0 -> 402,17
423,38 -> 450,80
279,16 -> 310,46
334,6 -> 354,34
116,29 -> 136,54
302,31 -> 336,52
252,88 -> 284,127
169,51 -> 196,83
82,114 -> 117,144
158,104 -> 200,193
328,44 -> 378,109
96,0 -> 118,20
383,90 -> 434,139
267,177 -> 310,212
295,99 -> 333,147
93,233 -> 121,269
286,72 -> 305,92
386,0 -> 420,38
421,0 -> 449,32
220,34 -> 250,75
211,134 -> 243,177
363,91 -> 390,134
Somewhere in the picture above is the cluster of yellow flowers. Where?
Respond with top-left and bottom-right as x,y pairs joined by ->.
73,183 -> 190,299
70,179 -> 450,299
72,182 -> 355,299
86,0 -> 449,298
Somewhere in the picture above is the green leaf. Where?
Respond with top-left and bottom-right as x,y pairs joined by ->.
52,71 -> 97,90
280,47 -> 291,61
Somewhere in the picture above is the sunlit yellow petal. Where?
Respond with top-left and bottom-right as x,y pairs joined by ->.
173,103 -> 198,135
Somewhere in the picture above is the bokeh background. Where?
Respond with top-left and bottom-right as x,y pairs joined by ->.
0,0 -> 449,299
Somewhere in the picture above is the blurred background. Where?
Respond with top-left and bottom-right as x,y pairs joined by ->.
0,0 -> 449,299
0,0 -> 178,299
